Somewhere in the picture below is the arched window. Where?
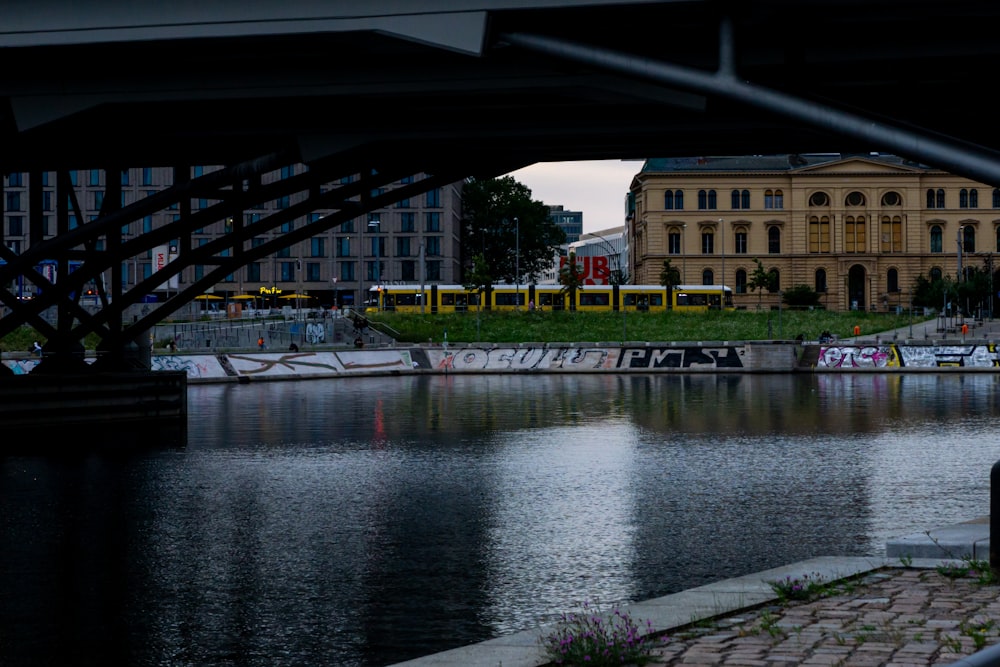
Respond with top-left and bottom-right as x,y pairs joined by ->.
960,189 -> 969,208
930,225 -> 942,253
664,191 -> 674,210
697,189 -> 717,210
769,269 -> 780,292
845,191 -> 866,207
962,225 -> 976,253
675,190 -> 684,210
668,228 -> 681,254
815,268 -> 827,293
701,230 -> 714,254
881,191 -> 902,206
930,267 -> 942,281
702,269 -> 714,285
993,188 -> 1000,208
845,215 -> 866,253
764,189 -> 783,209
735,269 -> 748,294
809,191 -> 830,207
767,226 -> 781,254
926,189 -> 945,209
880,215 -> 902,253
734,226 -> 747,254
887,268 -> 899,293
970,189 -> 978,208
730,189 -> 750,209
664,190 -> 684,210
809,215 -> 830,253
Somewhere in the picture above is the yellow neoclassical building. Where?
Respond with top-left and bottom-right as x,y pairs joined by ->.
627,154 -> 999,313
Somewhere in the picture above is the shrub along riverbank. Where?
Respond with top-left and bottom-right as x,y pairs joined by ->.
371,308 -> 928,345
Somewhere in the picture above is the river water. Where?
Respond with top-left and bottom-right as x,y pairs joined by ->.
2,373 -> 999,666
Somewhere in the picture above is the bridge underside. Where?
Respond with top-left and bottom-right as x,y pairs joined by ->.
5,0 -> 1000,370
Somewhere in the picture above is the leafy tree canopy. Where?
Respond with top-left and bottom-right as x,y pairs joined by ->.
461,176 -> 566,284
558,250 -> 585,311
659,259 -> 681,290
748,258 -> 778,303
782,284 -> 821,307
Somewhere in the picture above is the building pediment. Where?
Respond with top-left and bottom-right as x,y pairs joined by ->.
795,156 -> 926,175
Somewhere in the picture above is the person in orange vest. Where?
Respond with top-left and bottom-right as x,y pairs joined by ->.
853,325 -> 861,336
257,335 -> 265,350
961,323 -> 969,336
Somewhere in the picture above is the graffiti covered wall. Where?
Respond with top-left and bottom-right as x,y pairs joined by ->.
815,343 -> 1000,368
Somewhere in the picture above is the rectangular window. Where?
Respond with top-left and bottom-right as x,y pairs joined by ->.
89,169 -> 101,186
426,260 -> 441,281
121,169 -> 130,186
280,220 -> 294,233
280,261 -> 296,281
426,188 -> 441,207
6,192 -> 21,211
395,237 -> 411,257
7,172 -> 23,186
142,168 -> 153,186
339,261 -> 356,282
400,212 -> 416,232
401,260 -> 416,281
425,212 -> 441,232
248,263 -> 262,282
336,237 -> 351,257
8,216 -> 24,236
306,262 -> 321,281
310,237 -> 325,257
426,237 -> 441,256
93,191 -> 104,211
396,197 -> 411,209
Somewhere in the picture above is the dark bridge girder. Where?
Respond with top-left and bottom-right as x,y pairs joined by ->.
6,1 -> 1000,369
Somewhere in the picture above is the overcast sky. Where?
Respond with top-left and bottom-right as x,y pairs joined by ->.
506,159 -> 644,234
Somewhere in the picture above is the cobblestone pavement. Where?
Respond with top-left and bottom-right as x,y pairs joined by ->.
645,568 -> 1000,667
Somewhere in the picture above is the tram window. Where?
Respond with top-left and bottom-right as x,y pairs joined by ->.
495,293 -> 518,306
540,293 -> 553,306
579,293 -> 610,306
442,293 -> 455,306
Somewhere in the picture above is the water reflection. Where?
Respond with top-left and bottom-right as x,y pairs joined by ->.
2,373 -> 998,667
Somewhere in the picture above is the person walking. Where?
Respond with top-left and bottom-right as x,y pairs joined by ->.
257,335 -> 265,350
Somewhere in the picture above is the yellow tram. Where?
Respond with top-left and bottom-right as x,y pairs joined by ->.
367,284 -> 733,314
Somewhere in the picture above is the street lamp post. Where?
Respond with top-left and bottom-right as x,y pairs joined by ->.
368,217 -> 380,311
718,218 -> 725,289
514,217 -> 520,309
681,223 -> 687,285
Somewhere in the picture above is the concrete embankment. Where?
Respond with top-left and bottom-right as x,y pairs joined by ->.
5,337 -> 1000,381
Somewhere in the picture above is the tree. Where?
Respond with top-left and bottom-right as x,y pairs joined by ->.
461,176 -> 566,284
462,254 -> 492,313
559,250 -> 586,311
782,284 -> 821,308
659,259 -> 681,310
748,258 -> 777,307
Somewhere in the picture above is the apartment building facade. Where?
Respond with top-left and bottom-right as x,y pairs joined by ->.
628,154 -> 999,313
2,165 -> 464,311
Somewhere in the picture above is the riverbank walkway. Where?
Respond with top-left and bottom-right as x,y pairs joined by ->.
390,519 -> 996,667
